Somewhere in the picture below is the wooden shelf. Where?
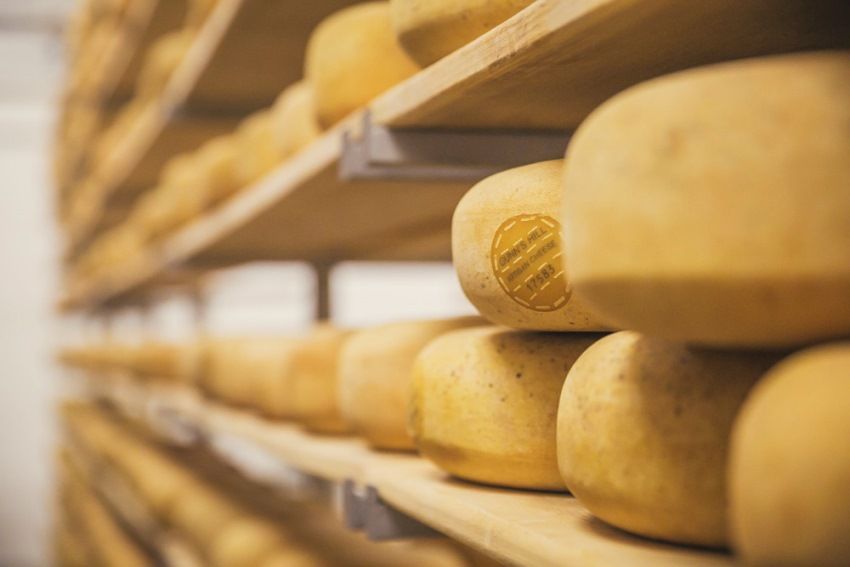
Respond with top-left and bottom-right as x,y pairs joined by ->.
63,0 -> 850,308
94,383 -> 733,567
61,114 -> 470,309
372,0 -> 850,129
68,0 -> 364,256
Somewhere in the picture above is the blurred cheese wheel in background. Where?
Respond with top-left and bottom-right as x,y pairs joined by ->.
338,316 -> 483,450
562,51 -> 850,348
730,343 -> 850,566
305,2 -> 419,128
391,0 -> 534,66
271,81 -> 323,158
411,327 -> 601,490
557,331 -> 782,547
453,160 -> 606,332
186,0 -> 219,29
253,339 -> 301,420
169,483 -> 241,546
204,337 -> 290,408
209,516 -> 286,567
194,135 -> 240,205
160,153 -> 208,226
233,110 -> 281,188
288,325 -> 351,434
136,30 -> 194,99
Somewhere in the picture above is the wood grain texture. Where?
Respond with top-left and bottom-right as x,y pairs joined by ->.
372,0 -> 850,129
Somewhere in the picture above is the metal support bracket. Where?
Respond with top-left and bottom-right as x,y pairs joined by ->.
339,479 -> 440,541
340,111 -> 571,182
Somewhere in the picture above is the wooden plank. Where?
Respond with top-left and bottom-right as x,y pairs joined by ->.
372,0 -> 850,129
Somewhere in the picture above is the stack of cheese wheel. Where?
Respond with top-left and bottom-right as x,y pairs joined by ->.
305,1 -> 419,128
390,0 -> 534,66
407,157 -> 609,490
553,50 -> 850,556
338,317 -> 482,451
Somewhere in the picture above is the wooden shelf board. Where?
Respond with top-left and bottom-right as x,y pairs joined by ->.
135,387 -> 734,567
62,115 -> 469,309
372,0 -> 850,129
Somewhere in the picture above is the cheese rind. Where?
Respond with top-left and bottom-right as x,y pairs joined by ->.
562,51 -> 850,348
391,0 -> 534,66
306,2 -> 419,128
730,343 -> 850,566
411,327 -> 601,489
453,160 -> 606,331
557,331 -> 781,547
338,317 -> 482,450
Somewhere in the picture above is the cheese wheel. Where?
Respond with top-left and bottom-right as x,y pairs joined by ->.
271,81 -> 323,158
453,160 -> 607,331
305,2 -> 419,128
391,0 -> 533,66
205,337 -> 293,409
233,110 -> 281,188
562,51 -> 850,348
169,483 -> 240,546
136,30 -> 193,99
288,325 -> 352,434
194,135 -> 240,204
730,343 -> 850,566
411,327 -> 601,489
338,316 -> 483,450
209,517 -> 286,567
557,331 -> 782,547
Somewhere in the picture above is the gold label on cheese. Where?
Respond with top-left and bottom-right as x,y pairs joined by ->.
491,214 -> 570,312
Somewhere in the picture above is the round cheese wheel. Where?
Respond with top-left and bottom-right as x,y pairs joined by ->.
412,327 -> 600,489
288,325 -> 352,434
730,343 -> 850,566
204,337 -> 294,409
562,51 -> 850,348
169,483 -> 240,546
557,331 -> 781,547
136,30 -> 194,99
209,517 -> 285,567
271,81 -> 323,159
194,135 -> 240,204
391,0 -> 533,66
338,316 -> 483,450
305,2 -> 419,128
453,160 -> 607,331
233,110 -> 281,188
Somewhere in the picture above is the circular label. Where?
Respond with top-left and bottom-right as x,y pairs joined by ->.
490,214 -> 570,312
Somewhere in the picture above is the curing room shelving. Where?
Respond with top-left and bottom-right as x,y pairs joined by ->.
62,0 -> 850,310
82,379 -> 733,567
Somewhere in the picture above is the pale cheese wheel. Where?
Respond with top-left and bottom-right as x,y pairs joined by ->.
194,135 -> 240,204
271,81 -> 323,158
562,51 -> 850,348
204,337 -> 294,410
305,2 -> 420,128
169,483 -> 241,546
557,331 -> 782,547
233,110 -> 281,188
453,160 -> 607,331
338,316 -> 483,450
391,0 -> 534,66
288,325 -> 352,434
209,517 -> 286,567
730,343 -> 850,566
411,326 -> 600,489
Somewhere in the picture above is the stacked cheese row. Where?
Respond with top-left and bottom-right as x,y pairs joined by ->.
61,403 -> 484,567
410,50 -> 849,566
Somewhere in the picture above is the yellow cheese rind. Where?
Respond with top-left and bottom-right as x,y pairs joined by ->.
271,81 -> 323,158
557,331 -> 781,547
391,0 -> 534,66
730,343 -> 850,566
562,51 -> 850,348
411,327 -> 601,489
453,160 -> 607,331
305,2 -> 419,128
338,316 -> 483,450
